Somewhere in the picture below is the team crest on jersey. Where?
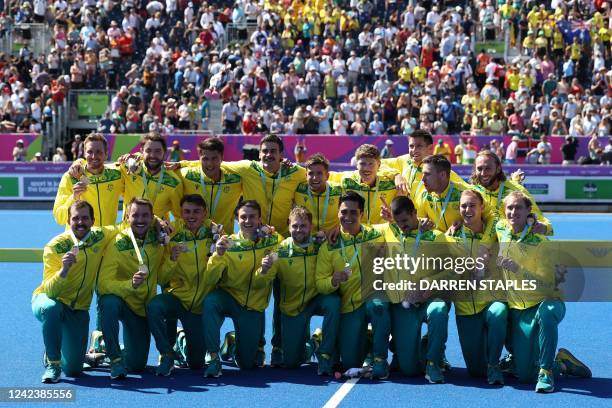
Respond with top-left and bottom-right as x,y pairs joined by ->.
132,176 -> 137,182
288,259 -> 293,266
224,186 -> 230,193
238,254 -> 243,260
108,184 -> 114,191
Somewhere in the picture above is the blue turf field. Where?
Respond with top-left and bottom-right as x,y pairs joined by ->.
0,212 -> 610,408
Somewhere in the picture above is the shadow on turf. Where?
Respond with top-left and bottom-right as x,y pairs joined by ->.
353,367 -> 612,399
59,362 -> 339,392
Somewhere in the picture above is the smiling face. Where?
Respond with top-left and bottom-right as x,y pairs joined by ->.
181,202 -> 206,233
504,195 -> 531,233
237,206 -> 262,238
474,155 -> 500,189
199,148 -> 223,180
128,203 -> 153,238
259,141 -> 282,173
69,206 -> 94,240
356,157 -> 380,186
408,136 -> 432,165
338,200 -> 362,235
142,140 -> 165,174
460,192 -> 484,231
289,214 -> 312,244
307,163 -> 329,193
84,140 -> 106,173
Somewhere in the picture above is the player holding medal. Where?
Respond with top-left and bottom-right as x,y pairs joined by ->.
316,192 -> 389,379
256,206 -> 340,374
97,198 -> 166,379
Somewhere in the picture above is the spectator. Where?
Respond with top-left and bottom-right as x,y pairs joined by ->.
433,139 -> 452,162
505,135 -> 520,164
12,139 -> 27,161
537,135 -> 553,164
52,147 -> 67,162
381,139 -> 394,159
561,136 -> 579,165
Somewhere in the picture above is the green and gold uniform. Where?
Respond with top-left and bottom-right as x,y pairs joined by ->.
147,220 -> 215,369
97,227 -> 166,371
223,161 -> 306,237
203,231 -> 282,368
53,164 -> 124,227
382,155 -> 464,201
375,223 -> 451,375
496,219 -> 564,383
415,180 -> 495,233
293,182 -> 343,232
329,171 -> 398,225
255,236 -> 340,367
121,162 -> 183,220
32,226 -> 119,376
316,226 -> 389,369
473,179 -> 553,235
447,223 -> 508,378
179,164 -> 243,230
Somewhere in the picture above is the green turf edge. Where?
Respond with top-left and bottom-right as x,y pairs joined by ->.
0,249 -> 43,262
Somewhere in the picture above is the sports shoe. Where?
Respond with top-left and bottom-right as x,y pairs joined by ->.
89,330 -> 106,353
156,354 -> 175,377
487,364 -> 504,385
556,348 -> 592,378
255,347 -> 266,368
317,353 -> 333,376
425,361 -> 445,384
204,358 -> 222,378
270,347 -> 283,367
420,335 -> 451,372
535,369 -> 555,393
42,364 -> 61,383
220,331 -> 236,363
173,329 -> 188,368
110,359 -> 127,380
371,358 -> 390,380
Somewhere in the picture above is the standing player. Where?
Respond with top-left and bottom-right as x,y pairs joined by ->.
316,192 -> 390,379
470,151 -> 552,235
54,134 -> 124,227
496,191 -> 591,392
256,206 -> 340,374
381,130 -> 463,200
34,201 -> 118,383
330,144 -> 399,225
97,198 -> 166,379
202,200 -> 283,377
179,138 -> 243,231
147,195 -> 215,376
446,190 -> 507,385
222,135 -> 306,237
374,196 -> 450,383
293,154 -> 343,233
415,155 -> 493,233
120,133 -> 183,221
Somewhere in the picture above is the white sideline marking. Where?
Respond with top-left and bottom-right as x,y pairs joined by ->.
322,377 -> 360,408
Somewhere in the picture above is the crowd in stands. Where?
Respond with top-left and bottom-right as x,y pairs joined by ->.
0,0 -> 611,153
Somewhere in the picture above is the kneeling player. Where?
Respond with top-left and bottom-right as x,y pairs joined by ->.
257,206 -> 340,375
203,200 -> 282,377
447,190 -> 507,385
376,196 -> 450,383
98,198 -> 166,379
497,191 -> 591,393
34,201 -> 118,382
147,195 -> 215,376
316,192 -> 391,379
